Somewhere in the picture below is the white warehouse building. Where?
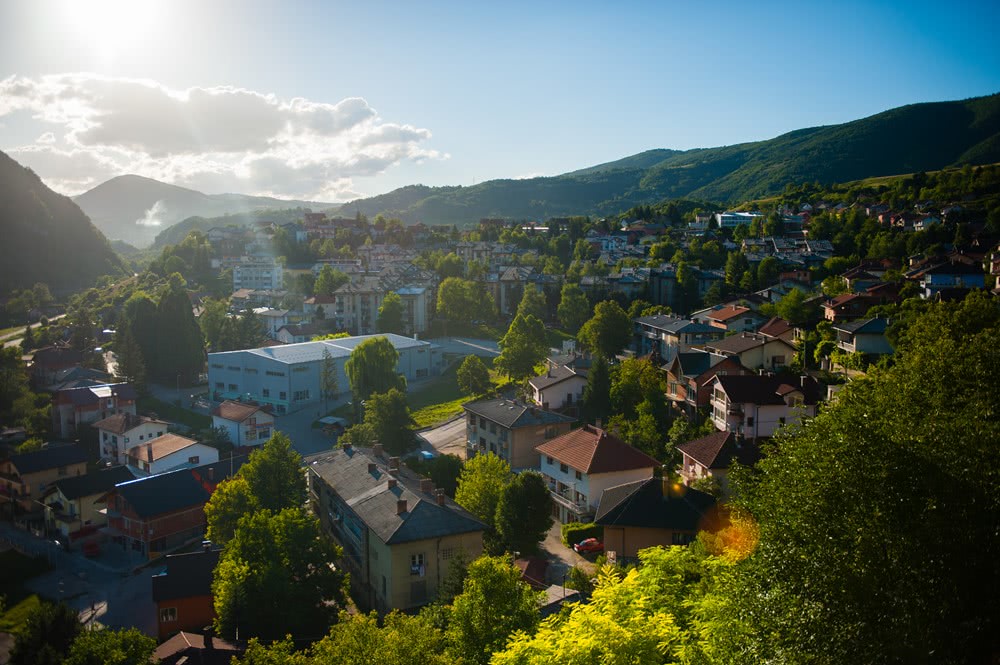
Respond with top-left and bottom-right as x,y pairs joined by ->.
207,334 -> 441,415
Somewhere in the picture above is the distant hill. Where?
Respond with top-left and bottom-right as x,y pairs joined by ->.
331,92 -> 1000,223
149,207 -> 322,249
73,174 -> 334,247
0,150 -> 126,295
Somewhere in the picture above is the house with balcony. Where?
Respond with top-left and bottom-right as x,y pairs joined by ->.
676,431 -> 761,495
535,425 -> 659,524
51,383 -> 138,439
463,398 -> 574,471
664,351 -> 749,419
104,458 -> 242,560
709,374 -> 821,439
633,314 -> 725,363
595,478 -> 716,559
831,316 -> 894,356
42,465 -> 135,539
211,401 -> 274,448
306,444 -> 485,612
93,413 -> 170,463
1,445 -> 89,519
691,304 -> 767,334
528,362 -> 588,414
703,333 -> 797,371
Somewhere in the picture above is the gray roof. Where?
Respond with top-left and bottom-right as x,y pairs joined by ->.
528,364 -> 587,391
209,333 -> 430,366
9,445 -> 88,475
634,314 -> 718,335
705,333 -> 796,355
462,398 -> 575,429
831,317 -> 890,335
306,448 -> 485,545
595,477 -> 716,531
49,466 -> 136,500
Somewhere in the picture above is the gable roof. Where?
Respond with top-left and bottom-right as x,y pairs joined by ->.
306,447 -> 486,545
676,431 -> 761,470
594,477 -> 716,531
714,374 -> 821,406
8,445 -> 88,475
212,400 -> 269,423
151,548 -> 221,602
758,317 -> 793,339
634,314 -> 719,335
705,305 -> 756,323
704,332 -> 795,356
127,434 -> 201,463
528,364 -> 587,391
831,316 -> 890,336
112,457 -> 244,518
534,425 -> 659,475
48,465 -> 136,500
92,412 -> 167,435
153,632 -> 242,663
55,383 -> 137,406
462,398 -> 575,429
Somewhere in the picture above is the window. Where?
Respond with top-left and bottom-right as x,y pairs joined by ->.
246,429 -> 257,441
489,422 -> 496,434
227,365 -> 241,371
546,456 -> 554,465
279,391 -> 287,401
560,463 -> 569,473
575,470 -> 582,480
410,552 -> 425,575
746,417 -> 754,427
102,432 -> 108,441
245,368 -> 258,374
442,547 -> 456,560
188,456 -> 200,464
266,370 -> 286,377
112,435 -> 118,444
416,368 -> 428,378
479,417 -> 486,428
211,363 -> 223,369
262,388 -> 270,397
156,431 -> 163,437
499,429 -> 508,442
159,607 -> 177,623
293,366 -> 309,373
257,428 -> 270,439
228,384 -> 238,391
672,532 -> 695,546
293,389 -> 310,401
215,382 -> 224,389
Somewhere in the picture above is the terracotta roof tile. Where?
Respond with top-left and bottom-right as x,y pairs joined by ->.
212,400 -> 269,422
535,425 -> 659,474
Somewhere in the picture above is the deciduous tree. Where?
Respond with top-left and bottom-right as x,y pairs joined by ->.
495,314 -> 547,381
578,300 -> 630,358
377,292 -> 405,335
495,471 -> 553,555
345,336 -> 406,419
457,355 -> 491,396
64,627 -> 156,665
556,283 -> 590,333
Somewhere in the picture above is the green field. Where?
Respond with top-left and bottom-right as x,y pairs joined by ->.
409,364 -> 469,428
0,550 -> 52,634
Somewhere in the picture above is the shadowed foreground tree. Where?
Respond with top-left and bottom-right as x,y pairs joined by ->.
10,601 -> 81,665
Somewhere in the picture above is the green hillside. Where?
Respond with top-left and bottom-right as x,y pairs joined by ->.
0,150 -> 126,295
333,92 -> 1000,224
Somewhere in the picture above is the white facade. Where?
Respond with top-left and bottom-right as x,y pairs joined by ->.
127,440 -> 220,476
538,455 -> 653,523
208,334 -> 440,414
530,375 -> 587,411
233,260 -> 284,291
715,211 -> 763,229
97,420 -> 168,463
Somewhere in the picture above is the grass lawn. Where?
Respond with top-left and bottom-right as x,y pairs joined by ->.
0,550 -> 53,634
409,364 -> 470,428
137,396 -> 211,431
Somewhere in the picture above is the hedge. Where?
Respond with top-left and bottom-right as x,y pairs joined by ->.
561,522 -> 604,547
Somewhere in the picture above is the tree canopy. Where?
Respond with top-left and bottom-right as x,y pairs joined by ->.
377,291 -> 405,335
344,336 -> 406,418
457,355 -> 492,396
494,314 -> 547,381
578,300 -> 631,358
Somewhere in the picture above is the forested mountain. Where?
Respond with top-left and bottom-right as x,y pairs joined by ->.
332,92 -> 1000,223
0,150 -> 126,295
73,174 -> 333,247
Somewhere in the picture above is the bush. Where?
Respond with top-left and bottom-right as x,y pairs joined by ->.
560,522 -> 604,547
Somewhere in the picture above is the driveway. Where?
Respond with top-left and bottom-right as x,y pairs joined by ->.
540,521 -> 595,586
417,416 -> 467,459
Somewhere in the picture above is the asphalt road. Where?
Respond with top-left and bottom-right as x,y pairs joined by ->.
417,416 -> 468,459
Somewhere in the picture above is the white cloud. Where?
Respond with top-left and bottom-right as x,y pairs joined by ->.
0,73 -> 440,199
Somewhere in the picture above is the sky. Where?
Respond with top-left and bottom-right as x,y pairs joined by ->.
1,0 -> 998,202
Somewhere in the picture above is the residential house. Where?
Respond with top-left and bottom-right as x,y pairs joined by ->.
42,466 -> 135,539
528,362 -> 588,413
664,351 -> 749,418
104,458 -> 242,559
831,316 -> 894,356
126,434 -> 220,476
211,401 -> 274,447
93,413 -> 169,463
691,304 -> 767,333
595,477 -> 716,559
29,345 -> 84,388
307,445 -> 486,612
303,294 -> 337,317
709,374 -> 821,439
254,308 -> 290,338
463,398 -> 575,471
918,262 -> 985,299
1,445 -> 88,516
703,333 -> 797,371
676,431 -> 760,494
823,282 -> 901,321
153,632 -> 243,665
40,366 -> 111,393
51,383 -> 138,439
275,321 -> 336,344
535,425 -> 659,524
633,314 -> 725,363
757,316 -> 796,344
151,547 -> 222,639
209,334 -> 439,414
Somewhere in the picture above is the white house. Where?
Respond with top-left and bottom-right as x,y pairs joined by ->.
254,308 -> 291,338
208,334 -> 440,414
709,374 -> 820,439
93,413 -> 170,463
528,364 -> 588,412
125,434 -> 220,476
535,425 -> 659,523
211,401 -> 275,447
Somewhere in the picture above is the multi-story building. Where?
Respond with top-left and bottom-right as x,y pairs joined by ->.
51,383 -> 138,440
125,434 -> 220,476
307,445 -> 485,612
535,425 -> 659,524
702,333 -> 798,371
233,259 -> 283,291
93,413 -> 170,463
1,445 -> 88,508
211,401 -> 275,447
43,466 -> 136,538
714,211 -> 763,229
709,374 -> 820,439
676,430 -> 760,495
664,351 -> 749,418
462,398 -> 575,471
208,334 -> 440,415
633,314 -> 725,363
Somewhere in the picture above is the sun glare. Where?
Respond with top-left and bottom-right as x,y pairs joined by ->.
62,0 -> 158,56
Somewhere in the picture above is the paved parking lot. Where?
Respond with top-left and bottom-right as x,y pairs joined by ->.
417,416 -> 467,459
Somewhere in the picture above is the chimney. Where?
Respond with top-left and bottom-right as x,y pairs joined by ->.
388,478 -> 397,489
343,442 -> 353,454
420,478 -> 434,494
205,631 -> 214,651
373,443 -> 384,458
435,489 -> 446,506
396,499 -> 407,515
368,462 -> 377,474
389,456 -> 400,473
595,418 -> 602,430
207,467 -> 214,482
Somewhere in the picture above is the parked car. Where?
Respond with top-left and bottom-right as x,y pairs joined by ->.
573,537 -> 604,554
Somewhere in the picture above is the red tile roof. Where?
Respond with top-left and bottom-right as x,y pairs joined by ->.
535,425 -> 659,475
706,305 -> 752,322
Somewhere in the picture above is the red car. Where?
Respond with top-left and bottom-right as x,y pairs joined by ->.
573,537 -> 604,554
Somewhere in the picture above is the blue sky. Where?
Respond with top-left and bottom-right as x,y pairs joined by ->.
0,0 -> 998,200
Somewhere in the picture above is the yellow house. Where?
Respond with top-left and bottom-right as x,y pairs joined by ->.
43,466 -> 136,537
307,444 -> 485,612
